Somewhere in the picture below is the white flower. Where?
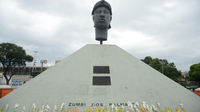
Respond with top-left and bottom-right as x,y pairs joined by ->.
111,104 -> 115,109
127,101 -> 133,109
14,103 -> 19,108
142,101 -> 146,104
60,103 -> 65,110
133,104 -> 137,109
45,104 -> 50,112
142,103 -> 146,108
151,105 -> 155,108
127,101 -> 132,106
39,104 -> 45,112
32,103 -> 36,112
157,102 -> 160,106
14,103 -> 19,112
154,108 -> 158,111
135,102 -> 139,107
145,104 -> 150,111
130,104 -> 133,109
143,103 -> 150,111
53,104 -> 57,112
42,105 -> 45,112
121,105 -> 124,110
149,106 -> 153,111
180,103 -> 183,108
22,106 -> 26,112
115,106 -> 118,111
6,104 -> 9,111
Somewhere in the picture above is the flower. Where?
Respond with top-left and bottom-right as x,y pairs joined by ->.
88,106 -> 91,112
114,106 -> 117,111
45,104 -> 50,112
133,105 -> 137,109
5,104 -> 9,112
151,105 -> 155,109
111,104 -> 115,109
41,105 -> 45,112
121,105 -> 124,110
14,103 -> 19,112
180,103 -> 183,108
140,105 -> 145,112
76,107 -> 78,112
60,103 -> 65,111
154,107 -> 158,111
142,101 -> 146,105
127,101 -> 133,110
32,103 -> 36,112
22,106 -> 26,112
143,104 -> 150,111
127,101 -> 132,106
176,107 -> 181,112
135,102 -> 139,107
53,104 -> 57,112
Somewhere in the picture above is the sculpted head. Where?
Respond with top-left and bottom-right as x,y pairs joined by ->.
92,0 -> 112,30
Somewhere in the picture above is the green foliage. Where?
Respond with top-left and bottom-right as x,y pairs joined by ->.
141,56 -> 152,64
0,42 -> 33,85
141,56 -> 181,82
188,63 -> 200,83
31,71 -> 41,78
31,68 -> 48,78
33,71 -> 41,74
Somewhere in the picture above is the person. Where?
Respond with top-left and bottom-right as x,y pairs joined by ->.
92,0 -> 112,44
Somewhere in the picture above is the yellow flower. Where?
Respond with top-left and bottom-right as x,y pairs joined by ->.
176,107 -> 180,112
96,107 -> 99,112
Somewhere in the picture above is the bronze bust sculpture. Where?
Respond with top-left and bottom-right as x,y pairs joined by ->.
92,0 -> 112,44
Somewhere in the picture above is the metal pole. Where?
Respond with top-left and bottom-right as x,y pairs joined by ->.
32,51 -> 37,72
185,76 -> 187,87
41,61 -> 43,72
159,59 -> 165,74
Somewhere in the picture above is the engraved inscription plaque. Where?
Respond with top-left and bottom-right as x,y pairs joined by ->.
93,76 -> 111,85
93,66 -> 110,73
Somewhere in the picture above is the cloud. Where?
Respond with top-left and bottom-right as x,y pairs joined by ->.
0,0 -> 200,72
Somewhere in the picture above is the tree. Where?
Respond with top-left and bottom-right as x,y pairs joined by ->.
0,43 -> 33,85
188,63 -> 200,84
141,56 -> 181,82
141,56 -> 152,64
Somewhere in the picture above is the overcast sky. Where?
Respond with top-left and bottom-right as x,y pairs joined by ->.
0,0 -> 199,72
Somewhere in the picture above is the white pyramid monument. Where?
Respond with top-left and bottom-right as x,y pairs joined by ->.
0,44 -> 200,111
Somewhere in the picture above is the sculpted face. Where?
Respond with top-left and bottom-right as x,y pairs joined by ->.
93,7 -> 112,29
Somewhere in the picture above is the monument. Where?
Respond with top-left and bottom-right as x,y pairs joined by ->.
0,0 -> 200,112
92,0 -> 112,44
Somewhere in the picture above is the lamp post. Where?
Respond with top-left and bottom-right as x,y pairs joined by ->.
184,75 -> 187,88
40,60 -> 47,72
32,51 -> 38,72
159,59 -> 165,74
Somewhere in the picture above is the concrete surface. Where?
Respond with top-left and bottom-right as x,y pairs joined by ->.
0,44 -> 200,111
